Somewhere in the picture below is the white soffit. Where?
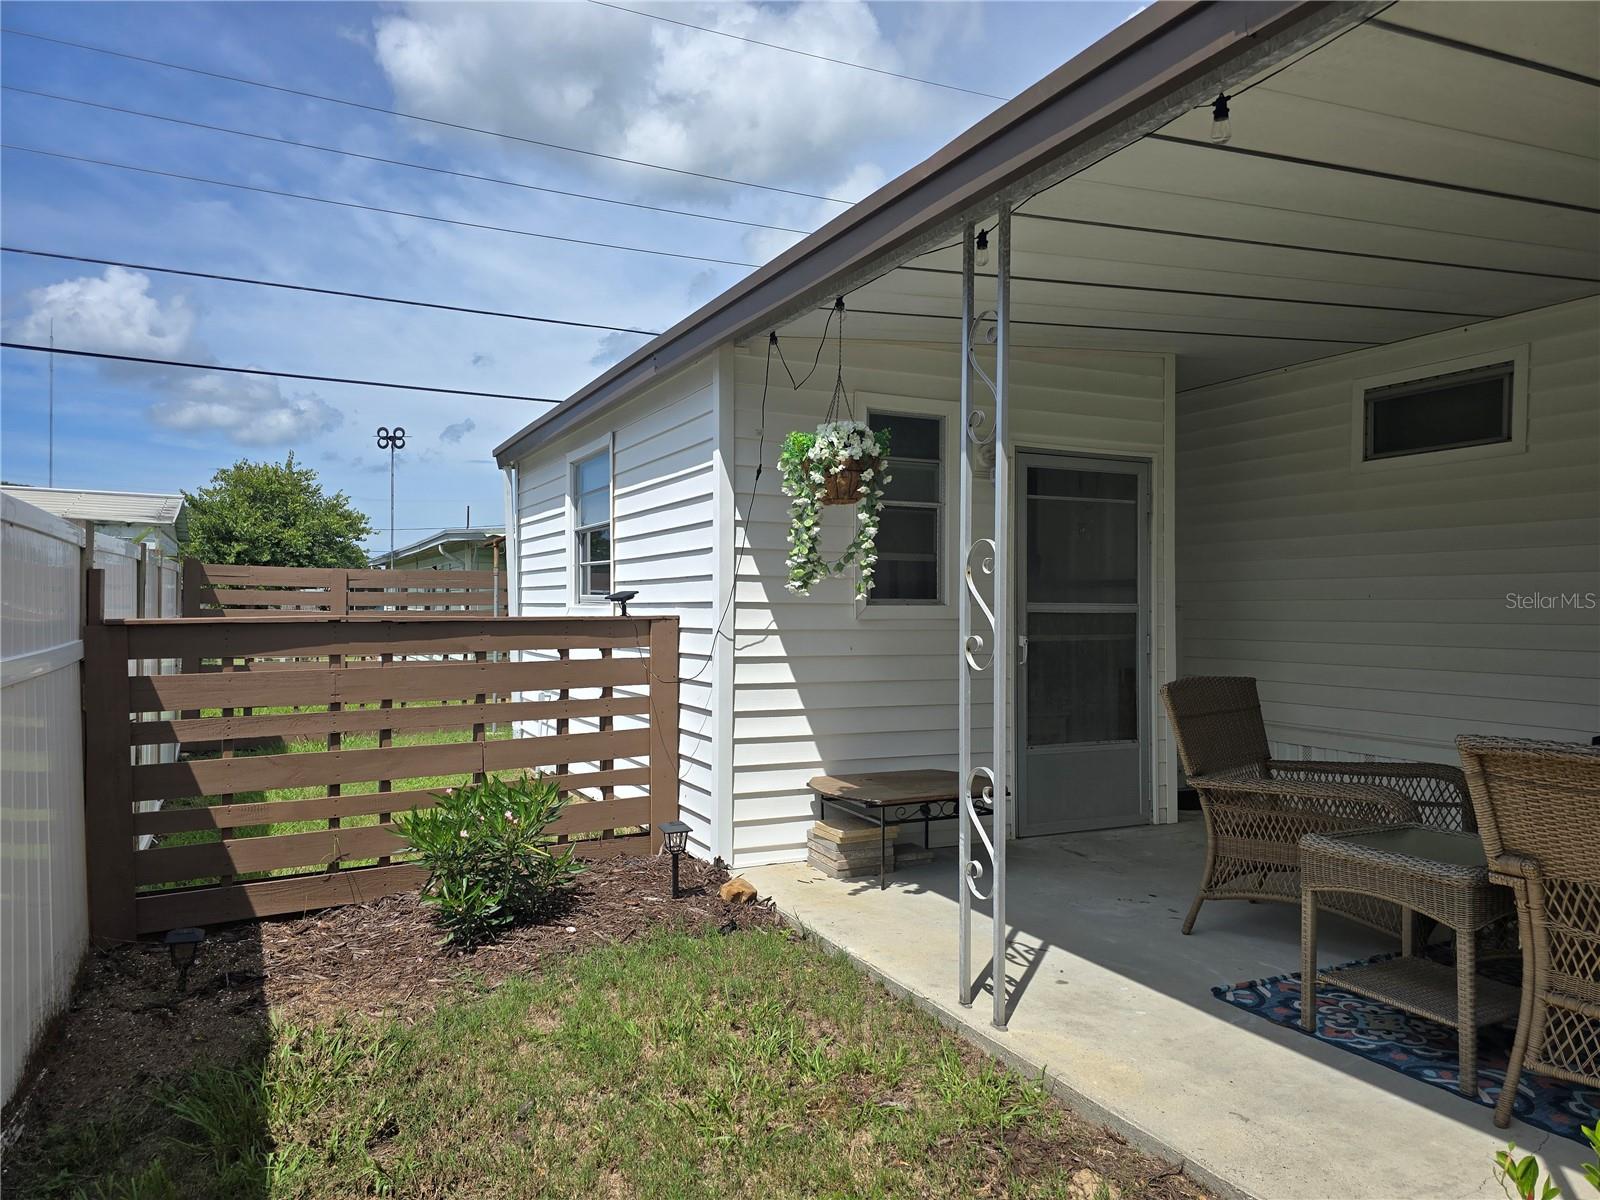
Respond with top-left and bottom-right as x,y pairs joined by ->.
794,1 -> 1600,392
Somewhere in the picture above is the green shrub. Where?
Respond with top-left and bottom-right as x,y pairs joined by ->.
394,774 -> 583,947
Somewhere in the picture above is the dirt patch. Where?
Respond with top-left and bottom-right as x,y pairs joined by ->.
9,856 -> 773,1123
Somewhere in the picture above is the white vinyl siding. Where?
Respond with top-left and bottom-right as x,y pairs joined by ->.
1176,296 -> 1600,763
512,361 -> 720,853
729,339 -> 1176,866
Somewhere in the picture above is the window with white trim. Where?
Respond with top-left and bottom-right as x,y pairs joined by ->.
1362,361 -> 1516,461
572,449 -> 611,600
867,411 -> 942,603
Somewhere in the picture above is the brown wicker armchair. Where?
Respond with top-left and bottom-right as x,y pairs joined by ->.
1161,676 -> 1472,935
1457,736 -> 1600,1128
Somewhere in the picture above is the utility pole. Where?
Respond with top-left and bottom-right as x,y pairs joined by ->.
47,319 -> 54,486
375,425 -> 406,568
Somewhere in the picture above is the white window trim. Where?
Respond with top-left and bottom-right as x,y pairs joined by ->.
565,431 -> 614,611
1350,345 -> 1529,472
854,392 -> 958,619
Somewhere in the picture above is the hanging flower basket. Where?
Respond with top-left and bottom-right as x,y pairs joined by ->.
778,419 -> 892,598
821,454 -> 882,506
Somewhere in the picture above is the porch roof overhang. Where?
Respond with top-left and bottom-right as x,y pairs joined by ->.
494,0 -> 1366,465
775,2 -> 1600,393
496,0 -> 1599,466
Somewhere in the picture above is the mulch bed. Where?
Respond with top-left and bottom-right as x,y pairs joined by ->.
8,855 -> 775,1123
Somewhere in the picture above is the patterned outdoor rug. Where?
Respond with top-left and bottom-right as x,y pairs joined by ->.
1214,957 -> 1598,1144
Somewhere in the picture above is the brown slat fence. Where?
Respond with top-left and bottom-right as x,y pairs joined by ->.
83,570 -> 678,939
182,559 -> 508,616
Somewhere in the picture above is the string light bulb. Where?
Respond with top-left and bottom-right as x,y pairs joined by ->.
1210,94 -> 1232,144
974,227 -> 990,269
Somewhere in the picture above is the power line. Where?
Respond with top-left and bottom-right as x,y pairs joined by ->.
1,248 -> 665,336
586,0 -> 1009,102
2,144 -> 763,268
2,85 -> 812,236
0,25 -> 857,205
0,342 -> 563,403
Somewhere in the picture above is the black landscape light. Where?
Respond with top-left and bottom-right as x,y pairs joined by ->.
606,589 -> 639,617
658,820 -> 691,898
164,926 -> 206,992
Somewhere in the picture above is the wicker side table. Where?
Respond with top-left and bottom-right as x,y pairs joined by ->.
1299,825 -> 1520,1097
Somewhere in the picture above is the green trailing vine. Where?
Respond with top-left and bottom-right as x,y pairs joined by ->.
778,420 -> 891,598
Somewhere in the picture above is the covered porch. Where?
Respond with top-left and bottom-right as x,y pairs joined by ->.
727,8 -> 1597,1193
745,820 -> 1598,1200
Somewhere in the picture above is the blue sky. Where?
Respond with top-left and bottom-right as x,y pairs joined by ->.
1,0 -> 1138,553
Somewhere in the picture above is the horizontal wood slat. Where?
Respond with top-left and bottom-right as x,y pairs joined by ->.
130,695 -> 651,746
136,823 -> 407,884
347,591 -> 501,608
132,728 -> 652,802
547,794 -> 651,835
133,795 -> 651,885
123,617 -> 655,660
189,564 -> 343,587
135,787 -> 442,834
129,656 -> 648,711
187,562 -> 505,616
195,588 -> 340,609
346,567 -> 505,590
132,780 -> 652,836
132,835 -> 645,932
135,863 -> 430,931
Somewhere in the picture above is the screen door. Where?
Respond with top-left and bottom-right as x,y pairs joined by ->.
1015,453 -> 1150,836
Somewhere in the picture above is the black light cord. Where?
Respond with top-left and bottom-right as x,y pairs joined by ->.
773,297 -> 842,390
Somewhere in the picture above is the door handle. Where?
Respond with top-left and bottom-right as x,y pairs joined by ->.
1018,634 -> 1029,665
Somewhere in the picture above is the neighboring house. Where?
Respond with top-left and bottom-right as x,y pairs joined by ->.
492,1 -> 1600,868
369,526 -> 505,573
0,485 -> 187,557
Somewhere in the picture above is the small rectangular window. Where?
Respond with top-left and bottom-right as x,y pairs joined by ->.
1363,362 -> 1514,461
868,412 -> 942,603
573,449 -> 611,600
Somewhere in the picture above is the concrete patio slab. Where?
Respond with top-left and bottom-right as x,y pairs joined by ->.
743,817 -> 1593,1200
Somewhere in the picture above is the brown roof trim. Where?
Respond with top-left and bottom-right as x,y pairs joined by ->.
494,0 -> 1343,465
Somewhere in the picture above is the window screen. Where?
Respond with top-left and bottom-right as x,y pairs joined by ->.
573,450 -> 611,599
867,412 -> 942,603
1363,362 -> 1514,461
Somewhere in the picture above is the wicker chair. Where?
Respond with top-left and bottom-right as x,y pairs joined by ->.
1456,736 -> 1600,1128
1162,676 -> 1472,935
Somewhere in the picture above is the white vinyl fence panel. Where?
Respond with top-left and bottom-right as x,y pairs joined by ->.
1,498 -> 183,1103
1,495 -> 88,1104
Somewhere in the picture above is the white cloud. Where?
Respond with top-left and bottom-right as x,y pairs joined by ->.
14,267 -> 346,447
440,416 -> 476,442
590,329 -> 649,368
148,374 -> 344,446
372,1 -> 945,200
16,267 -> 194,356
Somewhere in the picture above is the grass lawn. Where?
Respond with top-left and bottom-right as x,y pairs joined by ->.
8,924 -> 1200,1200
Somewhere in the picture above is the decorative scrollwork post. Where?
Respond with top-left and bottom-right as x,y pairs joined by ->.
957,207 -> 1012,1030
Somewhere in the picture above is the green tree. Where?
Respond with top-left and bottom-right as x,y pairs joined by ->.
181,454 -> 374,567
